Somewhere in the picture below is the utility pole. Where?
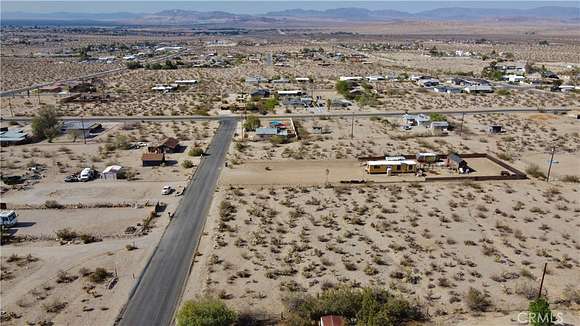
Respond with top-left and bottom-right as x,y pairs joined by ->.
80,115 -> 87,145
350,111 -> 355,139
537,262 -> 548,299
546,147 -> 556,182
459,112 -> 465,136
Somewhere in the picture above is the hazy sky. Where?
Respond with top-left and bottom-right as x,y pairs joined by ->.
2,1 -> 576,14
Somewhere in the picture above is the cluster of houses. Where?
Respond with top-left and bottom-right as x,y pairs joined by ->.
365,153 -> 470,175
413,75 -> 494,94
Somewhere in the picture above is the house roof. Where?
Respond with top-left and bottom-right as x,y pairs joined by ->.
256,127 -> 279,135
0,129 -> 27,142
102,165 -> 123,174
142,153 -> 164,161
367,159 -> 417,166
62,121 -> 100,130
431,121 -> 449,127
162,137 -> 179,149
320,315 -> 346,326
448,153 -> 465,163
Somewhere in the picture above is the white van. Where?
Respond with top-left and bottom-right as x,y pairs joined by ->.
79,168 -> 93,182
0,210 -> 18,227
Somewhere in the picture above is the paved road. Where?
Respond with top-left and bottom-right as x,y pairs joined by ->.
116,118 -> 236,326
1,107 -> 571,123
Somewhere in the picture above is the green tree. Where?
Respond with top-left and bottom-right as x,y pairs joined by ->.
126,61 -> 143,69
429,113 -> 447,122
335,80 -> 350,97
188,147 -> 204,157
529,297 -> 554,326
263,98 -> 279,110
177,297 -> 237,326
243,115 -> 260,131
181,160 -> 194,169
113,134 -> 131,150
31,107 -> 60,142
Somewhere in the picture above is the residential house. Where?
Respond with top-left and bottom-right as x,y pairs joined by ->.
148,137 -> 181,153
417,78 -> 440,87
151,84 -> 178,92
365,159 -> 418,174
245,76 -> 268,85
61,121 -> 102,138
250,88 -> 271,98
430,121 -> 449,135
416,152 -> 438,163
498,62 -> 526,75
402,114 -> 431,127
271,78 -> 290,84
0,128 -> 29,146
339,76 -> 363,81
277,90 -> 303,97
254,127 -> 287,140
330,99 -> 352,108
366,75 -> 385,82
174,79 -> 198,85
504,75 -> 525,83
142,153 -> 165,166
464,85 -> 493,93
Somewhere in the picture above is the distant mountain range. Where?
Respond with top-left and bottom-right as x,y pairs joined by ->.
2,6 -> 579,25
265,6 -> 579,21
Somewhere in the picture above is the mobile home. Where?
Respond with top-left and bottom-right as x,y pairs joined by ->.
365,159 -> 417,175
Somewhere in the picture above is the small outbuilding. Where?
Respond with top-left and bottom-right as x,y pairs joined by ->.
447,153 -> 468,172
101,165 -> 123,180
488,125 -> 503,134
142,153 -> 165,166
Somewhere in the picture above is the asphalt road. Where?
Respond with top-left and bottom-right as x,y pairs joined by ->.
1,107 -> 571,123
116,118 -> 236,326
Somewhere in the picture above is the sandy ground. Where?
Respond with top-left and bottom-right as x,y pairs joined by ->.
0,121 -> 217,325
181,113 -> 579,324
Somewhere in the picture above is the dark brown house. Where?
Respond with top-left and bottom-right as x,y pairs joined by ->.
142,153 -> 165,166
148,137 -> 180,154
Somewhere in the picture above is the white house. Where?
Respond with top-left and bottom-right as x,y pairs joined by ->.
175,79 -> 198,85
464,85 -> 493,93
366,75 -> 385,82
101,165 -> 123,180
339,76 -> 363,81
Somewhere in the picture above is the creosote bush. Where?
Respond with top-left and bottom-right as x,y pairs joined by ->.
177,297 -> 237,326
283,286 -> 425,325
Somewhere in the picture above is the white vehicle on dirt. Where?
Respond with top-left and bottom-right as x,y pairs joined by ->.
161,185 -> 172,195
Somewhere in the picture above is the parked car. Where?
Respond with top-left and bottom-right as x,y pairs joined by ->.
64,175 -> 79,182
79,168 -> 95,182
161,185 -> 172,195
0,210 -> 18,227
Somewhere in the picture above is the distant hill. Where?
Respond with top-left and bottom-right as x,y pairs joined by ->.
2,6 -> 578,25
265,6 -> 579,21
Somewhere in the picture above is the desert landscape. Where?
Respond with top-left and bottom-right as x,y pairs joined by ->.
1,1 -> 579,325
